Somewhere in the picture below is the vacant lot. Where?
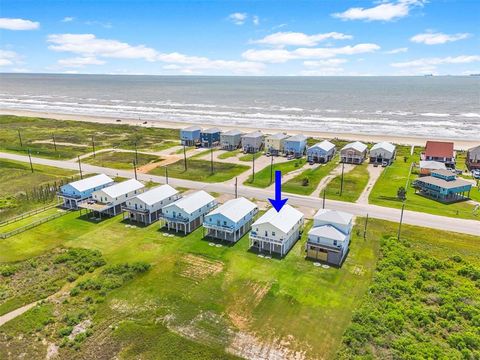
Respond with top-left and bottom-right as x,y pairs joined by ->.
82,151 -> 162,170
149,159 -> 249,183
324,163 -> 370,202
244,158 -> 306,188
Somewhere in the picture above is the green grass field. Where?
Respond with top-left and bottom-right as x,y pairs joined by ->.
82,151 -> 162,170
238,152 -> 262,162
324,163 -> 370,202
244,158 -> 306,188
149,159 -> 249,183
283,156 -> 339,195
217,150 -> 240,160
0,115 -> 178,160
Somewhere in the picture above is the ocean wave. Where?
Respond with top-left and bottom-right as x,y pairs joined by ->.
420,113 -> 450,117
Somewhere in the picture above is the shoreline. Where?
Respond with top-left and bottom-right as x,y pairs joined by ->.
1,109 -> 478,150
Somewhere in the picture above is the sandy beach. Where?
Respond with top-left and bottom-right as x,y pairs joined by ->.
1,109 -> 478,150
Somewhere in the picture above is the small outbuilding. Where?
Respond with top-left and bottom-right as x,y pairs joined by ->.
203,197 -> 258,242
340,141 -> 368,164
58,174 -> 114,209
249,204 -> 304,257
284,134 -> 308,158
200,128 -> 221,148
307,140 -> 336,163
122,184 -> 180,225
370,141 -> 396,165
265,133 -> 289,156
241,131 -> 264,153
419,160 -> 446,176
466,145 -> 480,170
161,191 -> 217,234
220,129 -> 243,150
180,126 -> 202,146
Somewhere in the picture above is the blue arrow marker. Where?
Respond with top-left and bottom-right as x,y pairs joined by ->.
268,170 -> 288,212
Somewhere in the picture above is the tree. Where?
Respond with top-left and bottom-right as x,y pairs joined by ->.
397,186 -> 407,201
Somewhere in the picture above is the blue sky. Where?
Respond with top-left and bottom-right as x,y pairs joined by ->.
1,0 -> 479,75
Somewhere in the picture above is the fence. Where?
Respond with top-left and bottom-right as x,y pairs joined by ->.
0,203 -> 58,228
0,210 -> 69,239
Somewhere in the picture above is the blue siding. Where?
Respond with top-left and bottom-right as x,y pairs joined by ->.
180,129 -> 201,142
200,131 -> 221,147
284,139 -> 307,155
204,211 -> 254,231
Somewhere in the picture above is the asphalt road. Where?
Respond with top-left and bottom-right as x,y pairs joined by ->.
1,152 -> 479,237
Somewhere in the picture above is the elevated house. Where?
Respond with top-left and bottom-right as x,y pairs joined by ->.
421,141 -> 455,168
340,141 -> 368,164
58,174 -> 114,209
161,191 -> 217,234
249,204 -> 304,257
79,179 -> 145,217
307,140 -> 336,163
370,141 -> 396,165
180,126 -> 202,146
284,134 -> 308,158
200,128 -> 221,148
220,129 -> 243,151
203,197 -> 258,242
466,145 -> 480,170
122,185 -> 180,225
265,133 -> 289,156
413,169 -> 472,203
419,160 -> 446,176
241,131 -> 264,153
306,209 -> 353,266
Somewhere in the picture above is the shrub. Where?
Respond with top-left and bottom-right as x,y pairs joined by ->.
0,265 -> 17,277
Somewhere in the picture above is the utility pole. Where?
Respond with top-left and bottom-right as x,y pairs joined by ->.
18,129 -> 23,147
269,155 -> 274,185
52,134 -> 57,152
77,155 -> 83,179
235,177 -> 238,198
397,203 -> 405,240
134,140 -> 139,166
133,160 -> 138,180
252,152 -> 256,182
165,166 -> 169,184
210,147 -> 214,174
183,144 -> 187,171
28,149 -> 34,173
363,214 -> 369,239
340,161 -> 345,196
92,135 -> 96,158
322,189 -> 326,209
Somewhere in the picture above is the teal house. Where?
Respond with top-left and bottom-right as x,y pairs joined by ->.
413,169 -> 472,203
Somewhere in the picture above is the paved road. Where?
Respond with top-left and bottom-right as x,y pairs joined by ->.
2,152 -> 479,237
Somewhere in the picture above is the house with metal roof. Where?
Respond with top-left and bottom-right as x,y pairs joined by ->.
306,209 -> 353,266
265,133 -> 289,156
203,197 -> 258,242
180,126 -> 202,146
413,169 -> 472,203
340,141 -> 368,164
249,204 -> 304,257
307,140 -> 336,163
122,185 -> 180,225
241,131 -> 264,153
220,129 -> 243,150
421,141 -> 455,168
79,179 -> 145,218
58,174 -> 114,209
466,145 -> 480,170
370,142 -> 396,165
284,134 -> 308,158
200,128 -> 221,148
419,160 -> 447,176
161,191 -> 217,234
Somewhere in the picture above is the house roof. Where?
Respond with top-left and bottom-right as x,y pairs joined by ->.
203,127 -> 221,134
419,160 -> 446,170
243,131 -> 263,138
182,126 -> 202,132
371,141 -> 396,153
101,179 -> 144,198
252,204 -> 304,234
286,134 -> 307,142
432,169 -> 455,178
67,174 -> 113,192
309,225 -> 348,242
415,176 -> 471,190
267,132 -> 289,140
309,140 -> 335,152
425,141 -> 454,158
467,145 -> 480,158
207,197 -> 257,223
165,190 -> 215,214
313,209 -> 353,226
135,185 -> 178,206
341,141 -> 367,153
222,129 -> 242,136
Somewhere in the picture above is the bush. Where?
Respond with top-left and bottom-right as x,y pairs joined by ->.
0,265 -> 17,277
58,326 -> 73,338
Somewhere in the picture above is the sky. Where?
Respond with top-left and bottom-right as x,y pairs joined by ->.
0,0 -> 479,76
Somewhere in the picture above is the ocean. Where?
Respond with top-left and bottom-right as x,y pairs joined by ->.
0,74 -> 479,140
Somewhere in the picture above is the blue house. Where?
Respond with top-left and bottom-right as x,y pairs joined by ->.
203,197 -> 258,242
180,126 -> 202,146
200,128 -> 221,148
58,174 -> 114,209
413,169 -> 472,203
284,134 -> 308,158
307,140 -> 336,163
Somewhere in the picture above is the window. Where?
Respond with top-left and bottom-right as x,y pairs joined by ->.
272,231 -> 276,236
333,240 -> 338,246
223,221 -> 227,225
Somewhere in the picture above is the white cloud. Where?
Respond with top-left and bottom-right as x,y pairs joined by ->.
391,55 -> 480,68
303,59 -> 348,67
228,12 -> 248,25
242,43 -> 380,63
253,15 -> 260,26
385,47 -> 408,54
62,17 -> 75,23
252,31 -> 352,47
58,56 -> 106,68
0,50 -> 19,66
332,0 -> 425,22
0,17 -> 39,30
300,68 -> 345,76
410,32 -> 471,45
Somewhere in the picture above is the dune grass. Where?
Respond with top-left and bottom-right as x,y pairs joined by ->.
244,158 -> 306,188
217,150 -> 240,159
239,152 -> 262,162
324,163 -> 370,202
82,151 -> 162,170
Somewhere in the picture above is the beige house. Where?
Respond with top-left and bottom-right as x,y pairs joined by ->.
340,141 -> 368,164
265,133 -> 289,156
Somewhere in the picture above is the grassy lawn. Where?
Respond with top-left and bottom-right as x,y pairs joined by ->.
149,159 -> 249,183
244,158 -> 306,188
0,159 -> 75,221
369,146 -> 480,220
217,150 -> 240,160
283,156 -> 339,195
82,151 -> 162,170
238,152 -> 262,162
324,163 -> 370,202
0,115 -> 178,160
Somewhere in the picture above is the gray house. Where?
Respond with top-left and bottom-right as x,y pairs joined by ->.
220,129 -> 243,150
466,145 -> 480,170
241,131 -> 264,153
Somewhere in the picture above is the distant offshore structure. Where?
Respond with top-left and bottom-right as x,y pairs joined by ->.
469,73 -> 480,76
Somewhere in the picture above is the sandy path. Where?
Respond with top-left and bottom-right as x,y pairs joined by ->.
0,302 -> 39,327
311,162 -> 355,197
357,164 -> 384,204
137,155 -> 182,174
